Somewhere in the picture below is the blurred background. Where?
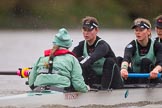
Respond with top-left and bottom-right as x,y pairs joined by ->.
0,0 -> 162,30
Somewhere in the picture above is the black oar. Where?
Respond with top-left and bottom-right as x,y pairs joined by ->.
0,71 -> 17,75
0,67 -> 31,78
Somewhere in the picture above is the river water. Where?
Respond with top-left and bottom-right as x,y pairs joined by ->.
0,29 -> 160,108
0,29 -> 137,71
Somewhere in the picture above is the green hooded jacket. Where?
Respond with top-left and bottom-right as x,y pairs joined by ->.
28,53 -> 88,93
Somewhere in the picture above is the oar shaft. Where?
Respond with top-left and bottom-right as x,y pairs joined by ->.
128,73 -> 161,78
0,68 -> 30,78
0,71 -> 17,75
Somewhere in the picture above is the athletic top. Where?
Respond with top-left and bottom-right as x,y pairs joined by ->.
155,37 -> 162,43
123,38 -> 162,67
72,36 -> 117,68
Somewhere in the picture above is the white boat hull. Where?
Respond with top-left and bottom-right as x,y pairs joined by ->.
0,88 -> 162,108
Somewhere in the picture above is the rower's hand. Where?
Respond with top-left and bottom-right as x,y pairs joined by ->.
120,69 -> 128,80
150,69 -> 159,79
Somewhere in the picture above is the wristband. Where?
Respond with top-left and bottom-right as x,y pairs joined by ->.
121,64 -> 128,70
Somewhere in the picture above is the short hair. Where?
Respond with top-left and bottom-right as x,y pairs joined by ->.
133,18 -> 151,29
155,15 -> 162,20
82,16 -> 99,26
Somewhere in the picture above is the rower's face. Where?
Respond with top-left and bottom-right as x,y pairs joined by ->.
82,28 -> 98,41
134,27 -> 151,41
155,27 -> 162,39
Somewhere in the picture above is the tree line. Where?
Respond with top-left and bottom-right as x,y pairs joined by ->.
0,0 -> 161,29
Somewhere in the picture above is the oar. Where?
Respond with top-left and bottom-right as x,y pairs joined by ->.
0,70 -> 161,79
0,71 -> 17,75
0,67 -> 31,78
128,73 -> 161,78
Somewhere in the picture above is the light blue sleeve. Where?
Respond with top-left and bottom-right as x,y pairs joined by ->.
71,57 -> 88,92
28,57 -> 41,87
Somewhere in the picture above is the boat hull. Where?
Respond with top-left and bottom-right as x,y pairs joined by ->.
0,88 -> 162,107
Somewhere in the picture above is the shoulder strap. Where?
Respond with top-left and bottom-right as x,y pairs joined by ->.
48,55 -> 54,74
44,49 -> 76,74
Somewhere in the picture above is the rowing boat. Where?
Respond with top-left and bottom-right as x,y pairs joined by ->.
0,87 -> 162,108
0,71 -> 162,108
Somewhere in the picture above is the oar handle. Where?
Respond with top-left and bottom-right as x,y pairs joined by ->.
128,73 -> 161,78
